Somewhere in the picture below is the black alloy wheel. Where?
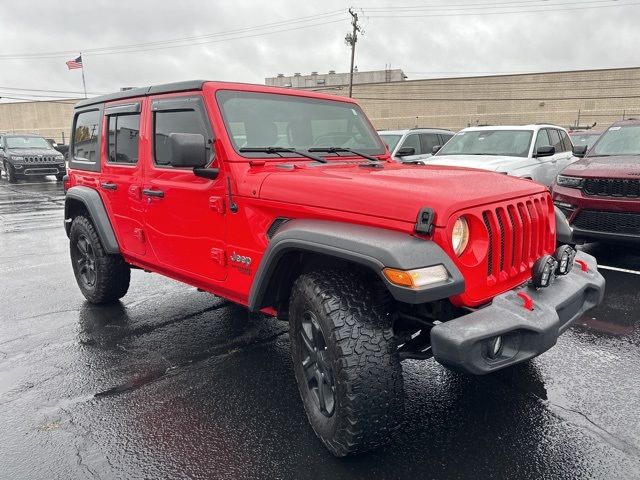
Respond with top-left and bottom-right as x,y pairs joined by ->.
299,310 -> 335,416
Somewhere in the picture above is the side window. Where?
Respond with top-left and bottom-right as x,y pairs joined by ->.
73,109 -> 101,163
439,133 -> 454,146
400,134 -> 421,155
547,129 -> 562,153
154,109 -> 208,166
419,133 -> 440,153
534,129 -> 551,151
559,130 -> 572,152
107,114 -> 140,164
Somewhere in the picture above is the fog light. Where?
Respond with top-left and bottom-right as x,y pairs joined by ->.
487,336 -> 503,359
14,164 -> 23,169
553,245 -> 576,275
531,255 -> 558,288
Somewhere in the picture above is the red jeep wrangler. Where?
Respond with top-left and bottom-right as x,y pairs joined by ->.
64,81 -> 605,456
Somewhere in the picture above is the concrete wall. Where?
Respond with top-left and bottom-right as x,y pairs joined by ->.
0,100 -> 75,144
319,67 -> 640,131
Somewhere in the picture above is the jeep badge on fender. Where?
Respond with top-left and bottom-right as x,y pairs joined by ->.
63,80 -> 605,457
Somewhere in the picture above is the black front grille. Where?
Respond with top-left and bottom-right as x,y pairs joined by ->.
573,210 -> 640,235
583,178 -> 640,198
482,212 -> 493,277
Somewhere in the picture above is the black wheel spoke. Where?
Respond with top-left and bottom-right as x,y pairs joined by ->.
315,370 -> 326,411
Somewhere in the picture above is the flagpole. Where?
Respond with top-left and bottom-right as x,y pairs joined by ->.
80,52 -> 87,98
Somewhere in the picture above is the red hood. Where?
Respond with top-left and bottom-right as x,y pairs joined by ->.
258,162 -> 547,227
561,155 -> 640,179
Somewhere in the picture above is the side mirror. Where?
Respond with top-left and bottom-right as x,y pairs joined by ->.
432,145 -> 442,155
396,146 -> 416,157
535,145 -> 555,158
169,133 -> 208,168
572,145 -> 588,158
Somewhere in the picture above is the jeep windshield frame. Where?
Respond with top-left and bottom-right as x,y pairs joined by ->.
215,90 -> 386,160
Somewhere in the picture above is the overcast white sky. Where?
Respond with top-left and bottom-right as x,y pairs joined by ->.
0,0 -> 639,100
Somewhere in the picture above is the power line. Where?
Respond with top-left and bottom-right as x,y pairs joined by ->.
363,0 -> 640,17
0,11 -> 345,60
360,0 -> 619,12
354,94 -> 640,101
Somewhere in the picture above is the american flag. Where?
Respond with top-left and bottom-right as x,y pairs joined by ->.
66,56 -> 83,70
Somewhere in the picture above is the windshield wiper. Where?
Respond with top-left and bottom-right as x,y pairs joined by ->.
239,147 -> 327,163
308,147 -> 382,164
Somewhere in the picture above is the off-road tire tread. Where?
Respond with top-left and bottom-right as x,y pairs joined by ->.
290,269 -> 404,457
70,215 -> 130,304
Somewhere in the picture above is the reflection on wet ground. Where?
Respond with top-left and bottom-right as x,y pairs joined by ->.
1,179 -> 639,479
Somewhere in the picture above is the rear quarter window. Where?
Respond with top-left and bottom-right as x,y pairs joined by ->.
70,107 -> 103,172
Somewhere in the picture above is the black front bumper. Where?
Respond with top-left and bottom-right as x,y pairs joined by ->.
430,251 -> 605,375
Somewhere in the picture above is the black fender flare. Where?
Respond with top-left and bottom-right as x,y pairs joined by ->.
64,186 -> 120,254
248,219 -> 465,312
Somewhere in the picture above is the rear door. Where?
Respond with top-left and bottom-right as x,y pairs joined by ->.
142,94 -> 227,283
557,129 -> 576,170
99,101 -> 146,257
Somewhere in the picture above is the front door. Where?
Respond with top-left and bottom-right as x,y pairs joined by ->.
99,101 -> 146,257
142,94 -> 227,284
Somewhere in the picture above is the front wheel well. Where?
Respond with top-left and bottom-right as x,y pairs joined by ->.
262,251 -> 389,319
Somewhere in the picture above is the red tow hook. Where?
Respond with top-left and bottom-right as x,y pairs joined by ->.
575,259 -> 589,272
517,292 -> 534,311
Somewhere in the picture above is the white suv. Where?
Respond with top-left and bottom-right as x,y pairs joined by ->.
422,124 -> 575,186
378,128 -> 454,162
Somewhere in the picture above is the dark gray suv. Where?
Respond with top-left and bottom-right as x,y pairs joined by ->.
0,134 -> 66,183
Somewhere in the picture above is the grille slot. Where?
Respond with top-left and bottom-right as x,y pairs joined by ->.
583,178 -> 640,198
482,212 -> 493,277
573,210 -> 640,235
481,196 -> 551,280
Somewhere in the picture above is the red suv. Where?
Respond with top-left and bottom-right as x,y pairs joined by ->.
64,80 -> 604,456
554,119 -> 640,244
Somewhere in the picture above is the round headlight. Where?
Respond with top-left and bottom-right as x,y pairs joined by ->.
452,217 -> 469,256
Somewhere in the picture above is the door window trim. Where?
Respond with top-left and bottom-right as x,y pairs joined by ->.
150,95 -> 214,170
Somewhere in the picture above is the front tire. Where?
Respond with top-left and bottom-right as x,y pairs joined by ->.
6,163 -> 17,183
69,216 -> 130,304
289,269 -> 404,456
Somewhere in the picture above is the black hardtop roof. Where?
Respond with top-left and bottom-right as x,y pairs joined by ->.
74,80 -> 206,109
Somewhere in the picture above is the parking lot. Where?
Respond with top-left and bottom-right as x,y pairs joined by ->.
0,178 -> 638,479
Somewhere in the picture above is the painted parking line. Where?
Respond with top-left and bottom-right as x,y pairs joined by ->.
598,265 -> 640,276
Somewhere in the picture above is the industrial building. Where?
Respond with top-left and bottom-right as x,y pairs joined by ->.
0,100 -> 75,144
1,66 -> 639,145
265,68 -> 407,89
313,66 -> 640,131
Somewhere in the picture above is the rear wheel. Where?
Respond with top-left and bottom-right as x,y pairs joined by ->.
289,269 -> 404,456
70,215 -> 130,304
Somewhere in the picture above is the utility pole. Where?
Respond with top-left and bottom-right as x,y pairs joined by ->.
345,8 -> 361,98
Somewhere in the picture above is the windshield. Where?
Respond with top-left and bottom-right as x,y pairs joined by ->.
590,125 -> 640,156
436,130 -> 533,158
216,90 -> 385,158
6,136 -> 52,149
378,134 -> 402,152
570,132 -> 601,147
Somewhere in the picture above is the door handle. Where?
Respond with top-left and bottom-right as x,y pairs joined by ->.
142,188 -> 164,198
100,182 -> 118,190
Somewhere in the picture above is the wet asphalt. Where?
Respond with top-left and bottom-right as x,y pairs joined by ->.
0,178 -> 639,480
